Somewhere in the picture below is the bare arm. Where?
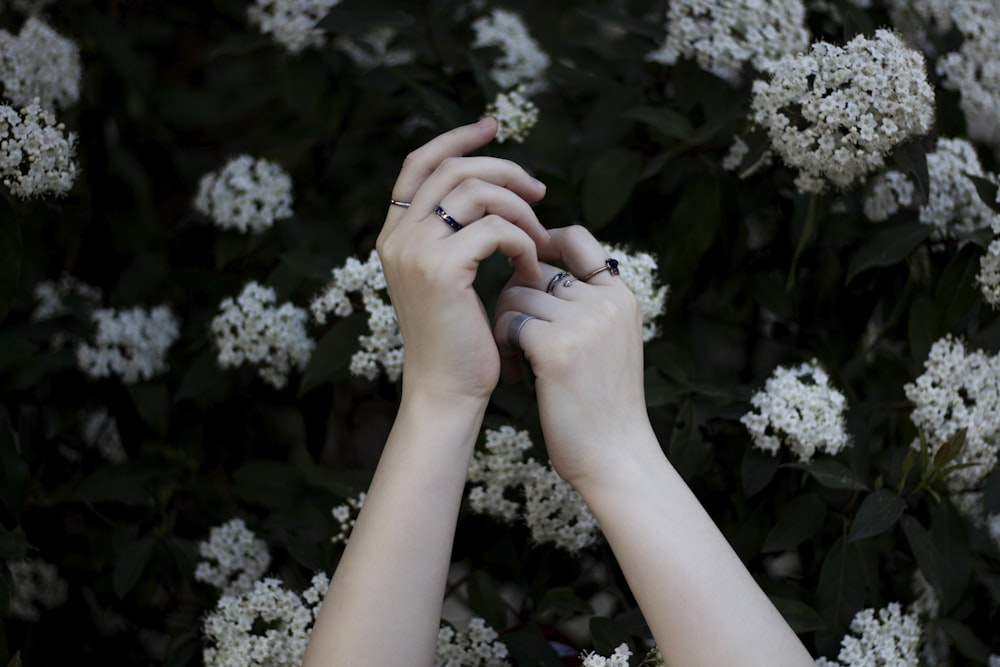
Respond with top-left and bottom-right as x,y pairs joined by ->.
303,118 -> 549,667
494,226 -> 814,667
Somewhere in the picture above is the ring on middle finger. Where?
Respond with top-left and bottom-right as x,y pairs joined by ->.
546,271 -> 572,294
433,205 -> 464,232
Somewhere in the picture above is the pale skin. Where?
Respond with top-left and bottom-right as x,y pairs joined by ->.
303,118 -> 816,667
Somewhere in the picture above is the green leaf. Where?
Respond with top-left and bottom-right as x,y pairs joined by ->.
233,460 -> 305,510
782,460 -> 869,491
661,177 -> 722,283
74,469 -> 155,506
966,173 -> 1000,214
500,624 -> 563,667
891,139 -> 929,204
815,537 -> 867,656
932,428 -> 966,469
589,616 -> 632,658
0,217 -> 20,325
113,535 -> 156,598
582,149 -> 644,230
467,570 -> 508,633
741,447 -> 780,497
907,296 -> 937,368
934,244 -> 982,332
928,501 -> 970,611
762,493 -> 827,552
175,350 -> 234,405
936,618 -> 992,662
0,337 -> 35,374
536,589 -> 595,619
643,367 -> 676,408
128,382 -> 170,438
622,107 -> 693,142
0,409 -> 28,519
299,312 -> 369,396
667,401 -> 709,481
0,527 -> 28,560
769,597 -> 825,633
901,514 -> 945,605
848,489 -> 906,542
845,221 -> 933,283
983,468 -> 1000,515
6,652 -> 21,667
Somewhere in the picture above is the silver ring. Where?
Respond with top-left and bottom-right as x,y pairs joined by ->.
433,205 -> 464,231
546,272 -> 571,294
507,313 -> 536,351
389,199 -> 411,208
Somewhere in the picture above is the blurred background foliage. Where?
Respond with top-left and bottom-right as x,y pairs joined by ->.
0,0 -> 998,665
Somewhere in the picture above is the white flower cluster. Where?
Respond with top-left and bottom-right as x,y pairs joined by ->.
486,85 -> 538,144
334,27 -> 414,70
247,0 -> 342,54
990,655 -> 1000,667
202,573 -> 329,667
468,426 -> 600,553
934,0 -> 1000,149
330,491 -> 365,545
77,305 -> 180,384
581,642 -> 631,667
31,273 -> 101,320
194,155 -> 294,233
435,617 -> 510,667
645,0 -> 810,85
979,239 -> 1000,309
0,98 -> 77,198
863,138 -> 1000,240
740,359 -> 850,461
816,603 -> 921,667
7,558 -> 68,622
81,408 -> 127,464
749,30 -> 934,193
194,518 -> 272,595
310,250 -> 404,382
602,243 -> 669,342
471,9 -> 550,93
0,17 -> 81,111
903,336 -> 1000,491
211,281 -> 315,389
3,0 -> 56,14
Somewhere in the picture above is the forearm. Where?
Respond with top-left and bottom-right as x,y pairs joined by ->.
303,392 -> 487,667
575,424 -> 814,667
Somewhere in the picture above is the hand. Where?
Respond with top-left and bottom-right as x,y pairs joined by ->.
379,118 -> 550,405
493,226 -> 653,486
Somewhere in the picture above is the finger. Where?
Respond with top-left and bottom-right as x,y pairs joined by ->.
409,158 -> 547,242
494,309 -> 547,383
391,117 -> 499,202
495,285 -> 573,323
502,262 -> 587,299
538,226 -> 620,286
444,215 -> 543,282
436,179 -> 548,244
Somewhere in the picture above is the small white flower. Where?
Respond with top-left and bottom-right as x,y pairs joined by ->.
978,239 -> 1000,309
581,642 -> 632,667
31,273 -> 102,321
472,9 -> 550,93
310,250 -> 403,382
646,0 -> 810,85
749,30 -> 934,193
819,603 -> 922,667
0,98 -> 77,198
194,155 -> 294,233
77,305 -> 180,384
194,518 -> 272,595
741,359 -> 850,461
435,617 -> 509,667
0,17 -> 81,111
81,408 -> 127,464
211,281 -> 314,389
486,85 -> 538,144
904,336 -> 1000,491
202,575 -> 327,667
334,27 -> 414,69
7,558 -> 68,622
247,0 -> 342,54
602,243 -> 669,342
523,464 -> 600,552
330,492 -> 366,545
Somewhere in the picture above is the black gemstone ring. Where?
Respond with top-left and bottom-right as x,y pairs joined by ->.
433,205 -> 464,232
580,258 -> 620,282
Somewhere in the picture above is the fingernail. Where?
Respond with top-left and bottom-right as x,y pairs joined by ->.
477,116 -> 495,128
530,177 -> 546,190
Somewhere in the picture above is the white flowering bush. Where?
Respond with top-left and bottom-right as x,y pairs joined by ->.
2,3 -> 1000,666
211,281 -> 314,389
